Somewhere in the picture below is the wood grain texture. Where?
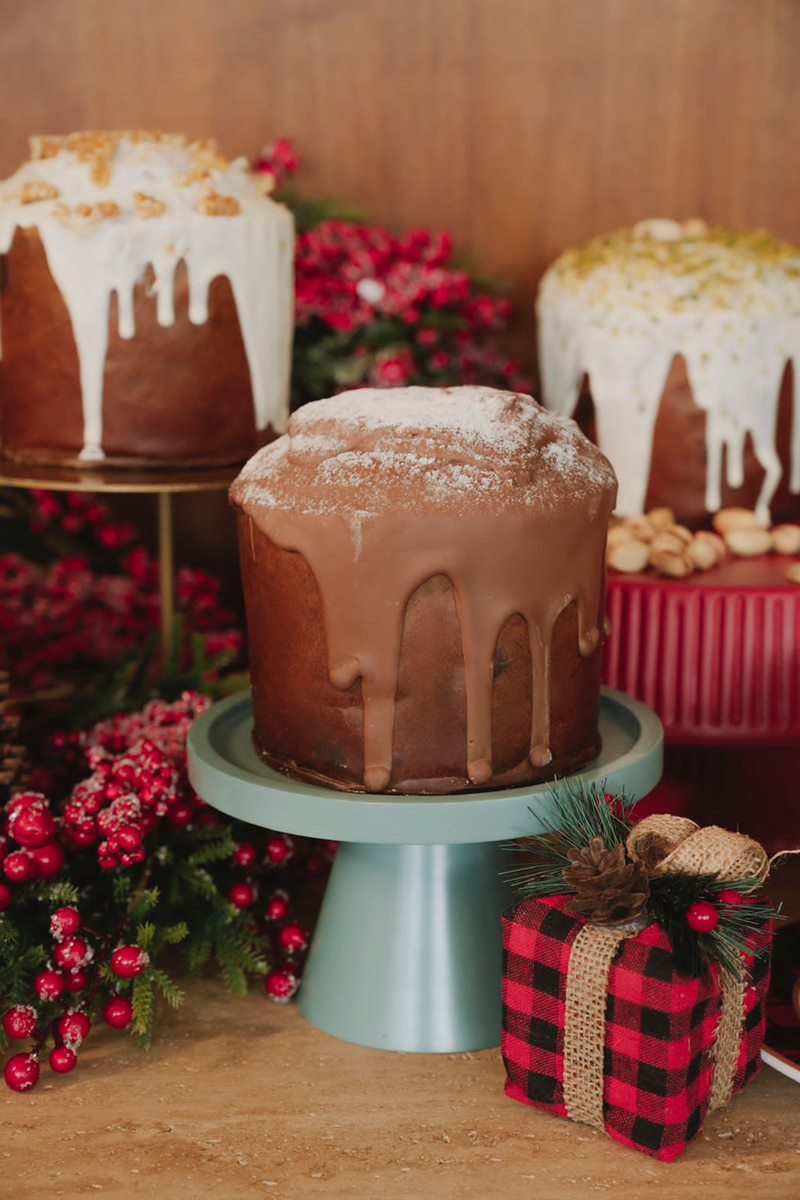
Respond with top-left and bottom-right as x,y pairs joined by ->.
1,0 -> 799,366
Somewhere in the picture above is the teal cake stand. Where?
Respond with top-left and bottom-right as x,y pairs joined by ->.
187,688 -> 663,1054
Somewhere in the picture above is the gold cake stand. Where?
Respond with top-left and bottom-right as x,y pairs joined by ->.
0,456 -> 238,660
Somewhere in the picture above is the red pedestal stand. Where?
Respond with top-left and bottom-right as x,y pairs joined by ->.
603,556 -> 800,854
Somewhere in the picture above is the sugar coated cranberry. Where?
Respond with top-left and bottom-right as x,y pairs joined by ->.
50,907 -> 82,939
32,841 -> 65,879
265,967 -> 299,1003
0,883 -> 12,911
54,936 -> 92,972
103,997 -> 134,1029
49,1046 -> 77,1074
57,1010 -> 91,1048
3,851 -> 38,884
9,805 -> 56,848
686,900 -> 720,933
718,889 -> 744,906
110,946 -> 149,979
65,971 -> 88,994
116,826 -> 142,851
3,1006 -> 37,1040
265,891 -> 289,922
34,970 -> 65,1001
266,835 -> 294,865
279,923 -> 309,954
229,883 -> 255,909
233,843 -> 257,868
4,1053 -> 39,1092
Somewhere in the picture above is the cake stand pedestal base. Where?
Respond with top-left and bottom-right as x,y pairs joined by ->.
302,841 -> 510,1052
187,688 -> 663,1053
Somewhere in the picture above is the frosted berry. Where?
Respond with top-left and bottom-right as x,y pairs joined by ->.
265,967 -> 299,1003
116,826 -> 143,851
229,882 -> 255,909
49,1046 -> 77,1074
3,1006 -> 37,1040
9,805 -> 56,848
233,842 -> 257,868
65,971 -> 88,994
265,891 -> 289,922
110,946 -> 149,979
50,907 -> 82,939
686,900 -> 720,933
31,840 -> 65,879
103,996 -> 134,1029
34,970 -> 66,1001
718,889 -> 744,906
54,936 -> 93,972
279,923 -> 309,954
57,1010 -> 91,1048
3,851 -> 38,884
0,883 -> 12,911
167,803 -> 193,828
265,835 -> 294,865
4,1053 -> 39,1092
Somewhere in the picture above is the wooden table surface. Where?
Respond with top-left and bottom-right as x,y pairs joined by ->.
2,972 -> 798,1200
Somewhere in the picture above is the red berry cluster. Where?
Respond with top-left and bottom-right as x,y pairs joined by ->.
2,899 -> 147,1092
1,793 -> 64,900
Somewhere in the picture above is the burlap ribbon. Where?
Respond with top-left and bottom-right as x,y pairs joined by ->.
562,816 -> 768,1128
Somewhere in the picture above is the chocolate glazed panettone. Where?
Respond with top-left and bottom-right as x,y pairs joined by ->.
230,386 -> 617,795
0,131 -> 294,468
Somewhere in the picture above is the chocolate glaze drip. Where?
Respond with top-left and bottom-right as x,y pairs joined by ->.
231,387 -> 616,792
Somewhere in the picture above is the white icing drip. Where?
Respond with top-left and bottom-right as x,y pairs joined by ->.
537,224 -> 800,517
0,133 -> 294,456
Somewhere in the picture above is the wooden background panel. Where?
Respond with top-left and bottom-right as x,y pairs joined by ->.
1,0 -> 799,350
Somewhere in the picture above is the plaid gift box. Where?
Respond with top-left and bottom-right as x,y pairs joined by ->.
502,893 -> 771,1162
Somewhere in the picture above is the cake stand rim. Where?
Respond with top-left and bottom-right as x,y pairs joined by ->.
186,687 -> 664,844
0,453 -> 240,494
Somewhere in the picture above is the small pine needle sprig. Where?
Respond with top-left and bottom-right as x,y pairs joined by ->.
502,778 -> 634,900
505,781 -> 776,980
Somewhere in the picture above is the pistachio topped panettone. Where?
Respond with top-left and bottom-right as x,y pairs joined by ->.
0,130 -> 294,467
538,219 -> 800,526
230,385 -> 617,795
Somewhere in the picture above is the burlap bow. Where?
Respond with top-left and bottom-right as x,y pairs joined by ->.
562,815 -> 770,1130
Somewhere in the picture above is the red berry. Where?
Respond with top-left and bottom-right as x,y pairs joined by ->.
229,882 -> 255,909
65,971 -> 88,994
265,967 -> 298,1003
49,1046 -> 77,1074
103,996 -> 134,1029
279,922 -> 309,954
3,1006 -> 37,1040
0,883 -> 12,911
54,936 -> 92,972
265,891 -> 289,922
266,835 -> 294,865
718,889 -> 744,906
110,946 -> 149,979
167,803 -> 193,828
233,843 -> 257,868
34,970 -> 65,1001
4,1053 -> 40,1092
3,851 -> 38,883
57,1010 -> 91,1048
32,841 -> 65,879
9,806 -> 56,849
686,900 -> 720,933
50,907 -> 82,939
116,825 -> 143,851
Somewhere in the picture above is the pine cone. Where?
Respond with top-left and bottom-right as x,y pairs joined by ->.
563,836 -> 650,926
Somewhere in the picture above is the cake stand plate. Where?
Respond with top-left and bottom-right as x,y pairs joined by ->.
187,687 -> 663,1054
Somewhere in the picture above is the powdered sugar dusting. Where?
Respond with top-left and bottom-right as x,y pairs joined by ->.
231,385 -> 616,521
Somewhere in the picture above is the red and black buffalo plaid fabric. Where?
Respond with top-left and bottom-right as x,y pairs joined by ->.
502,894 -> 771,1162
